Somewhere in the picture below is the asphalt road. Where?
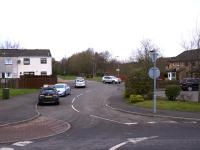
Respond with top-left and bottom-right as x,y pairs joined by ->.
1,81 -> 200,150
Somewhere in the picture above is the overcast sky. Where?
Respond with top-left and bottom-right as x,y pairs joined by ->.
0,0 -> 200,61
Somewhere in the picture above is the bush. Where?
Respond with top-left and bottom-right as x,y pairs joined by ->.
129,94 -> 144,103
125,70 -> 151,97
165,85 -> 181,101
144,91 -> 153,100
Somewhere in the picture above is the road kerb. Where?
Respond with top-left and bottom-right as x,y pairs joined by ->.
105,104 -> 200,122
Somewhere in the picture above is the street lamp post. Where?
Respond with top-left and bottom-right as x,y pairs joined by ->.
116,56 -> 120,77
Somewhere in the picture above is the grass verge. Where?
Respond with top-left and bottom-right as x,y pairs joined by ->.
0,88 -> 39,99
58,75 -> 102,82
133,99 -> 200,112
58,75 -> 76,80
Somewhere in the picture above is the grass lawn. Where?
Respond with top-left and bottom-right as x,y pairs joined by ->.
58,75 -> 76,80
134,99 -> 200,112
86,76 -> 102,82
0,88 -> 39,99
58,75 -> 102,82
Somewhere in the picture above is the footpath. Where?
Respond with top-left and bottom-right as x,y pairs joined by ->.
0,93 -> 39,126
108,94 -> 200,121
0,93 -> 70,144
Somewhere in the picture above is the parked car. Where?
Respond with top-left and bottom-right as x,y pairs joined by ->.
180,78 -> 199,91
74,77 -> 86,88
102,76 -> 113,84
110,76 -> 121,84
55,83 -> 71,97
38,86 -> 59,105
102,76 -> 121,84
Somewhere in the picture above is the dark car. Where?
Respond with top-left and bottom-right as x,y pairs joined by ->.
38,87 -> 59,105
180,78 -> 199,91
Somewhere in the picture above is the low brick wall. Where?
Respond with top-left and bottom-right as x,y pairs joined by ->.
156,90 -> 199,102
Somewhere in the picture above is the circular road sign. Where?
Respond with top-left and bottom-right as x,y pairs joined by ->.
148,67 -> 160,79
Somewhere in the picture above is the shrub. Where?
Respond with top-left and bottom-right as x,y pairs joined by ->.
165,85 -> 181,101
129,94 -> 144,103
144,91 -> 153,100
125,70 -> 151,97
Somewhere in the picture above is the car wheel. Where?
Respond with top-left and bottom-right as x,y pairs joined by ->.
188,86 -> 193,91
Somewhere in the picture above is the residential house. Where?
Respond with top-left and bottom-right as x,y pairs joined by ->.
0,49 -> 52,78
166,49 -> 200,80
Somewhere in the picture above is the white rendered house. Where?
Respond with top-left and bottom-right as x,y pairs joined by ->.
0,49 -> 52,78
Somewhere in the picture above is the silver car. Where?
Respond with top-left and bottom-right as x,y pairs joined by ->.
74,77 -> 86,88
55,83 -> 71,97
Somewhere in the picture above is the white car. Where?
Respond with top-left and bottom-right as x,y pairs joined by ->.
102,76 -> 121,84
55,83 -> 71,97
110,76 -> 121,84
102,76 -> 113,84
74,77 -> 86,88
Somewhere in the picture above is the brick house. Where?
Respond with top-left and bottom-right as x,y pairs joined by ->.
166,49 -> 200,80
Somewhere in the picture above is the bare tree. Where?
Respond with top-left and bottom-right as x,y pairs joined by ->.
182,24 -> 200,50
0,40 -> 21,49
136,39 -> 160,73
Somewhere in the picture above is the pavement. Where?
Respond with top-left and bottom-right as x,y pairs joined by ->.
0,93 -> 70,144
107,94 -> 200,121
0,93 -> 40,126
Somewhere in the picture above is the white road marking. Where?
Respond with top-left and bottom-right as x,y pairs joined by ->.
71,105 -> 80,112
109,136 -> 158,150
72,98 -> 76,104
128,136 -> 158,144
77,93 -> 83,98
125,122 -> 138,125
90,115 -> 124,124
109,141 -> 128,150
0,148 -> 14,150
13,141 -> 33,146
183,121 -> 197,124
164,121 -> 177,124
147,121 -> 157,124
90,115 -> 136,125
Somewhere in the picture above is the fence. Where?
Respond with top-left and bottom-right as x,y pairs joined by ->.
0,75 -> 57,89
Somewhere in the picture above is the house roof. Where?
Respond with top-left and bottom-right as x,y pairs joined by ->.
169,49 -> 200,62
0,49 -> 51,57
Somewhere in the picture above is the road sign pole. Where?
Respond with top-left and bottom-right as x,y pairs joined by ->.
150,50 -> 158,113
153,64 -> 156,113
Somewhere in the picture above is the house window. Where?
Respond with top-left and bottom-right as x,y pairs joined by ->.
172,72 -> 176,78
23,58 -> 30,65
5,72 -> 12,78
4,58 -> 12,65
24,72 -> 34,75
41,71 -> 47,75
41,58 -> 47,64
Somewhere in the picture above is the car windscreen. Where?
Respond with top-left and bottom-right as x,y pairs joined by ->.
55,85 -> 65,88
41,88 -> 56,94
76,79 -> 84,82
